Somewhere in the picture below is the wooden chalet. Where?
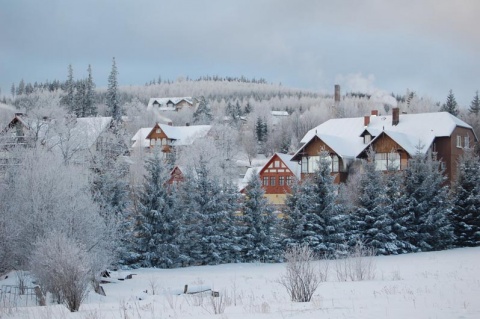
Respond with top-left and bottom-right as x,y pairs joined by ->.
131,123 -> 211,158
291,108 -> 477,183
147,97 -> 194,112
258,153 -> 301,205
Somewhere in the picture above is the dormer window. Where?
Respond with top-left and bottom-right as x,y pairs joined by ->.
364,134 -> 371,144
156,128 -> 161,134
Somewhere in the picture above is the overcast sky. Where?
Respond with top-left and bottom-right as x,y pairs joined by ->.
1,0 -> 479,106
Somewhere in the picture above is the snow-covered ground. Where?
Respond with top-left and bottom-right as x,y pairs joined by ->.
1,247 -> 479,319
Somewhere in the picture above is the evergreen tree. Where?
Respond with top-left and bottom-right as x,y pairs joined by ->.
107,57 -> 122,123
255,117 -> 268,143
283,153 -> 345,256
241,173 -> 280,262
400,150 -> 454,251
74,80 -> 86,117
133,150 -> 182,268
349,154 -> 398,255
469,91 -> 480,115
10,83 -> 15,99
84,64 -> 97,117
193,96 -> 213,124
65,64 -> 75,113
452,151 -> 480,247
441,89 -> 459,116
180,158 -> 240,265
16,79 -> 25,96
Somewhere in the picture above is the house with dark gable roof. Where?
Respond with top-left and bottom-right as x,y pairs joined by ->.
291,108 -> 477,183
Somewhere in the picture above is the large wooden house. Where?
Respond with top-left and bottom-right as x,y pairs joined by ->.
147,97 -> 194,112
259,153 -> 301,205
131,123 -> 211,158
291,108 -> 477,183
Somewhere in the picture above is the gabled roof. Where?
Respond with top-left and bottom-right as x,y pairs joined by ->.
147,97 -> 193,110
296,112 -> 474,159
49,117 -> 112,150
274,153 -> 301,178
156,124 -> 211,146
131,127 -> 153,148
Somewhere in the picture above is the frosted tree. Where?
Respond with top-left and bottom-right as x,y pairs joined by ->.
193,96 -> 212,124
132,149 -> 182,268
441,89 -> 459,116
179,158 -> 241,265
452,150 -> 480,247
469,91 -> 480,115
283,153 -> 345,256
0,149 -> 113,274
65,64 -> 75,113
400,150 -> 454,251
84,64 -> 97,116
240,173 -> 280,262
107,57 -> 122,123
348,154 -> 396,255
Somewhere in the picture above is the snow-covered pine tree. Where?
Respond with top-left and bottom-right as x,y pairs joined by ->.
469,91 -> 480,115
179,157 -> 240,265
65,65 -> 75,113
74,79 -> 86,117
132,149 -> 182,268
452,150 -> 480,247
84,64 -> 97,116
193,96 -> 212,124
283,152 -> 344,256
348,152 -> 397,255
440,89 -> 459,116
401,149 -> 454,251
107,57 -> 122,123
241,172 -> 280,262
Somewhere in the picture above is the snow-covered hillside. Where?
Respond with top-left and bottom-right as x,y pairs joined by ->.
2,247 -> 479,319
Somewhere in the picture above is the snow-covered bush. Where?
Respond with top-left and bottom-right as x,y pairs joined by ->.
277,244 -> 320,302
29,231 -> 91,312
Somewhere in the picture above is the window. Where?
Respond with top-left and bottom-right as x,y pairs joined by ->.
263,176 -> 268,186
457,135 -> 462,148
364,134 -> 371,144
308,156 -> 319,173
162,138 -> 167,145
274,160 -> 280,168
332,155 -> 339,172
156,128 -> 161,133
465,136 -> 470,149
270,176 -> 276,186
287,176 -> 293,185
150,139 -> 156,146
375,152 -> 401,171
301,157 -> 308,173
279,176 -> 285,186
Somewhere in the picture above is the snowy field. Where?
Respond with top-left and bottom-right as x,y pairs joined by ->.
1,247 -> 479,319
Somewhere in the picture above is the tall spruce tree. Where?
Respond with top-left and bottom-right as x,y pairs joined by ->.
441,89 -> 459,116
65,64 -> 75,113
84,64 -> 97,116
347,155 -> 395,254
241,173 -> 279,262
180,158 -> 240,265
400,150 -> 454,251
452,151 -> 480,247
469,91 -> 480,115
283,153 -> 345,256
133,150 -> 182,268
193,96 -> 212,124
107,57 -> 122,123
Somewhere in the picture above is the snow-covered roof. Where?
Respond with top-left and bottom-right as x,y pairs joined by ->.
297,112 -> 473,158
147,97 -> 193,110
271,110 -> 289,117
49,117 -> 112,151
275,153 -> 301,178
131,127 -> 153,148
158,124 -> 211,146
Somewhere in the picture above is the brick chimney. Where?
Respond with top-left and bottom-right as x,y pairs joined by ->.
364,115 -> 370,127
392,107 -> 399,126
334,84 -> 340,103
371,110 -> 378,116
